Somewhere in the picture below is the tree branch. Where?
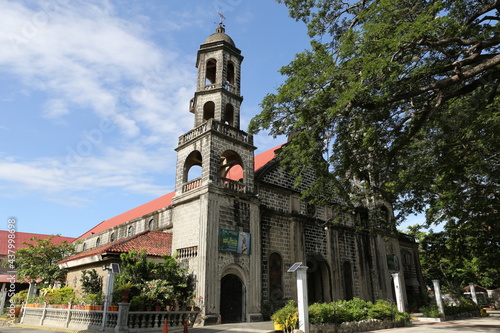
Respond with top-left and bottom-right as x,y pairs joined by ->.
463,1 -> 500,26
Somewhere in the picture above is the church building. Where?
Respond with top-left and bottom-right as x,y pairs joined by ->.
59,25 -> 425,324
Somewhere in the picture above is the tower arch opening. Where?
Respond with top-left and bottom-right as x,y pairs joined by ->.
205,58 -> 217,85
182,151 -> 202,192
220,150 -> 244,180
184,150 -> 203,182
203,102 -> 215,122
220,150 -> 245,192
224,103 -> 234,126
226,61 -> 235,85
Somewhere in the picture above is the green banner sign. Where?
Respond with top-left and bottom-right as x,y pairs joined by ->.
219,229 -> 251,254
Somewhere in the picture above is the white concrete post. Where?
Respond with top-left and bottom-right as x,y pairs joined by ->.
432,280 -> 445,317
469,282 -> 478,304
296,266 -> 309,333
391,273 -> 405,313
0,283 -> 7,312
102,268 -> 116,331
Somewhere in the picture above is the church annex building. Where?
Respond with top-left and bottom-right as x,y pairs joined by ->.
59,26 -> 425,324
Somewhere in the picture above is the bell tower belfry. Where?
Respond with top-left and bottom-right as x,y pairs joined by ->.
171,25 -> 262,324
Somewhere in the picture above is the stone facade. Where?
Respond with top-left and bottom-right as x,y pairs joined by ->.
67,26 -> 426,325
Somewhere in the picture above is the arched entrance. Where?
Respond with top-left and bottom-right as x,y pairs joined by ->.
220,274 -> 244,323
307,254 -> 332,303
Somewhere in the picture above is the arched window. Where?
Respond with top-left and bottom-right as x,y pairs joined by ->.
82,243 -> 87,251
203,101 -> 215,122
269,253 -> 283,300
110,232 -> 115,243
148,219 -> 155,230
95,237 -> 101,247
127,226 -> 134,237
205,59 -> 217,85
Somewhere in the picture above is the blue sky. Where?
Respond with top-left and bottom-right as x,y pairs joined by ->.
0,0 -> 424,238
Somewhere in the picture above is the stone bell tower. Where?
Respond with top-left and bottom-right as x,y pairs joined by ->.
171,24 -> 262,324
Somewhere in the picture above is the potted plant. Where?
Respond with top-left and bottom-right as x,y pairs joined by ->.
115,282 -> 135,303
83,293 -> 103,310
9,290 -> 27,317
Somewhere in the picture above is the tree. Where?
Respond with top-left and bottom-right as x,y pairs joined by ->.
249,1 -> 499,249
116,250 -> 194,308
10,236 -> 76,287
80,269 -> 103,295
407,224 -> 500,289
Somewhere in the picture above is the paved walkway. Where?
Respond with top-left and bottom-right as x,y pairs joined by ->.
188,315 -> 500,333
3,313 -> 500,333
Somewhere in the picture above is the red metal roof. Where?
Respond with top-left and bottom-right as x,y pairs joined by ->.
59,230 -> 172,265
77,192 -> 175,240
77,145 -> 283,241
0,231 -> 76,256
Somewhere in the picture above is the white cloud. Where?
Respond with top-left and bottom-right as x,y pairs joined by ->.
0,0 -> 195,204
43,98 -> 69,119
0,142 -> 173,206
0,0 -> 194,138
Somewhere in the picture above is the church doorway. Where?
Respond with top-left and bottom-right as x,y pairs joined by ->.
307,254 -> 332,303
220,274 -> 244,323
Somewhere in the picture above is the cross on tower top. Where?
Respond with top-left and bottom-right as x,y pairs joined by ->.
217,12 -> 226,28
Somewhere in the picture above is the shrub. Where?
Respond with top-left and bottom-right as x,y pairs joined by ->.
444,297 -> 480,316
270,300 -> 298,333
368,299 -> 395,320
9,290 -> 28,305
342,298 -> 372,321
276,298 -> 409,327
40,287 -> 76,304
309,302 -> 336,324
420,304 -> 441,317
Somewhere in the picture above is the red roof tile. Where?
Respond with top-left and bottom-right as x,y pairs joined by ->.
77,145 -> 283,241
0,231 -> 76,256
59,230 -> 172,265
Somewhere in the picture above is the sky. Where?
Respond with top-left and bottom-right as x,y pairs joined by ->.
0,0 -> 424,238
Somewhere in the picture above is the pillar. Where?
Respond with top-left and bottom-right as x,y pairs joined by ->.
391,273 -> 405,313
296,266 -> 309,333
469,282 -> 478,304
115,303 -> 130,332
432,280 -> 445,317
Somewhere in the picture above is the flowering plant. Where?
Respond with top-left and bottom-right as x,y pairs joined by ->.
143,279 -> 174,307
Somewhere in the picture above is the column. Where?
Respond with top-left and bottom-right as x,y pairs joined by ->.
296,266 -> 309,333
469,282 -> 478,304
432,280 -> 445,317
391,273 -> 405,313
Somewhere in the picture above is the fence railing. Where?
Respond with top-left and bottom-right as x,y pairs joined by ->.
20,303 -> 199,332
